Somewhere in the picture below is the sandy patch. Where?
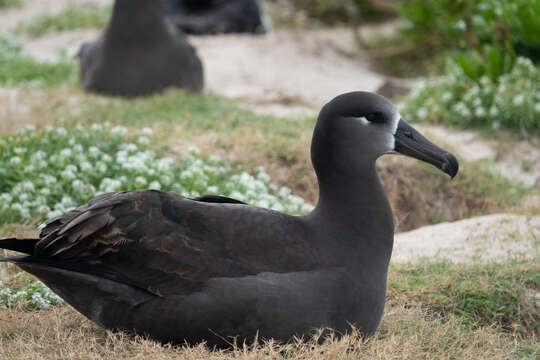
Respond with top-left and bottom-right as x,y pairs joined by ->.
191,28 -> 386,113
393,214 -> 540,264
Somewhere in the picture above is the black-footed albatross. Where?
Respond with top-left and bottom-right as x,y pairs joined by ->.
78,0 -> 203,96
0,92 -> 458,346
163,0 -> 271,35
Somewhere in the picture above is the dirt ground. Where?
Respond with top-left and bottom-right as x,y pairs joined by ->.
0,0 -> 538,264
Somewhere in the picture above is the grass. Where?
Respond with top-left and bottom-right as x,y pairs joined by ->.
0,0 -> 23,9
0,259 -> 537,359
388,260 -> 540,338
15,3 -> 111,37
0,34 -> 77,87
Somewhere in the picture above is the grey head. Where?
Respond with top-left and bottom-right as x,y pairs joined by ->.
311,92 -> 458,181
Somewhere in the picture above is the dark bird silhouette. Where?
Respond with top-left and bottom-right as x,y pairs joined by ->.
79,0 -> 204,96
163,0 -> 271,35
0,92 -> 458,346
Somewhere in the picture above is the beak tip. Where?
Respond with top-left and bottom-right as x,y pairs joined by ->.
442,152 -> 459,179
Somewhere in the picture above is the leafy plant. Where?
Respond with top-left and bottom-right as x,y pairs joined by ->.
397,0 -> 540,80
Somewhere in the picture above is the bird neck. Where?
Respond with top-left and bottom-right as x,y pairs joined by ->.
310,160 -> 394,254
106,0 -> 169,44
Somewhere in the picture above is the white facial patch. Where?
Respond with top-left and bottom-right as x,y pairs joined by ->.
355,116 -> 370,125
391,112 -> 401,135
385,112 -> 402,152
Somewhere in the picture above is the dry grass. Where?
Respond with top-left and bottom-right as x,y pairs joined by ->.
0,303 -> 535,360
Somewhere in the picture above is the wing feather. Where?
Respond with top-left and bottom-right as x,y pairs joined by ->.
31,190 -> 318,297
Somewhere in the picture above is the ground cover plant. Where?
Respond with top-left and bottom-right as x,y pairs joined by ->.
0,123 -> 313,226
400,57 -> 540,135
15,3 -> 111,37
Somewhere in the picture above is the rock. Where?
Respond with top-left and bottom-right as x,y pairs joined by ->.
393,214 -> 540,264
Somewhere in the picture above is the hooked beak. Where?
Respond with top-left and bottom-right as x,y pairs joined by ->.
394,119 -> 459,178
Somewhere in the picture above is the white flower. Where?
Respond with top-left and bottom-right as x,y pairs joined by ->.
188,146 -> 200,155
416,107 -> 428,120
80,161 -> 93,172
91,124 -> 103,132
1,193 -> 13,203
124,143 -> 138,153
40,188 -> 51,196
10,156 -> 22,165
455,20 -> 466,30
137,136 -> 150,146
474,106 -> 485,118
513,94 -> 524,106
442,92 -> 452,102
207,186 -> 218,194
453,102 -> 471,117
48,210 -> 62,219
59,148 -> 72,158
88,146 -> 100,157
489,106 -> 499,117
492,121 -> 501,130
141,127 -> 153,136
149,181 -> 161,190
55,127 -> 68,137
22,181 -> 35,192
135,176 -> 147,187
161,174 -> 173,186
535,103 -> 540,113
61,168 -> 76,180
111,126 -> 128,137
72,179 -> 85,192
13,147 -> 27,154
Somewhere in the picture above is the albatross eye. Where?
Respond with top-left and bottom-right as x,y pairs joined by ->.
365,112 -> 385,124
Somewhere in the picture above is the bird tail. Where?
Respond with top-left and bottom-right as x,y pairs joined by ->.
0,238 -> 39,256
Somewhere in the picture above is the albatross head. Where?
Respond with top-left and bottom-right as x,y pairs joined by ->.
312,91 -> 459,178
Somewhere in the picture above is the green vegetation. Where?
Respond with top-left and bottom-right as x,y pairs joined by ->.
0,123 -> 313,226
401,58 -> 540,134
0,34 -> 77,87
0,0 -> 23,9
388,260 -> 540,337
397,0 -> 540,66
0,271 -> 63,309
15,4 -> 111,37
